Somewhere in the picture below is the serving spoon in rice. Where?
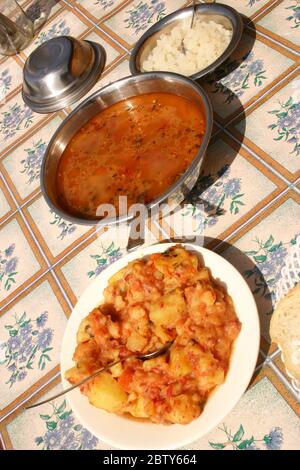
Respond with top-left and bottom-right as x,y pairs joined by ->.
183,1 -> 214,53
179,1 -> 197,53
191,0 -> 215,29
181,0 -> 198,54
25,340 -> 174,409
191,0 -> 197,29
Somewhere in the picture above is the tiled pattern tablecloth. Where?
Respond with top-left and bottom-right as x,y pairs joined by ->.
0,0 -> 299,451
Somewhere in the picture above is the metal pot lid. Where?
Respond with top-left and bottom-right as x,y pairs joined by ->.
22,36 -> 106,114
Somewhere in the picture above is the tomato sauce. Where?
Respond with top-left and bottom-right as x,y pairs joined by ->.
56,92 -> 206,218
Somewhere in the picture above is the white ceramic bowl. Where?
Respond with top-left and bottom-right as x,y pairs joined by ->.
60,242 -> 260,450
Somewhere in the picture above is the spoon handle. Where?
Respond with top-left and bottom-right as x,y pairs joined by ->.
24,341 -> 173,409
191,0 -> 197,29
25,356 -> 132,410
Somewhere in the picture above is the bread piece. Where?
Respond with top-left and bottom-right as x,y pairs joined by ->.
270,283 -> 300,380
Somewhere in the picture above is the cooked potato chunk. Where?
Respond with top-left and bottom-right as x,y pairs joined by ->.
169,346 -> 192,377
197,268 -> 210,282
143,355 -> 167,372
149,289 -> 185,328
73,340 -> 100,375
166,394 -> 201,424
77,317 -> 94,343
87,372 -> 128,412
123,397 -> 153,418
108,266 -> 128,285
64,366 -> 83,385
153,324 -> 173,342
110,362 -> 123,378
126,330 -> 148,352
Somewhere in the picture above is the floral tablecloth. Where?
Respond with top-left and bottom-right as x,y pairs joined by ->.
0,0 -> 299,451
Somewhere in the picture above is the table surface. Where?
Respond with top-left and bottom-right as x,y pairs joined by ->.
0,0 -> 299,451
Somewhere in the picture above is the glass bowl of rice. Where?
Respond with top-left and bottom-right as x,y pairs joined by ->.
129,3 -> 243,80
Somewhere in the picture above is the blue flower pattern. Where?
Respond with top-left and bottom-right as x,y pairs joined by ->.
0,103 -> 34,140
49,211 -> 77,240
94,0 -> 117,8
247,0 -> 264,6
87,242 -> 122,278
209,424 -> 284,450
243,234 -> 300,304
125,0 -> 166,34
35,20 -> 71,46
21,139 -> 47,185
35,400 -> 99,450
0,69 -> 12,100
0,311 -> 53,387
268,96 -> 300,156
263,427 -> 284,450
207,51 -> 267,104
183,165 -> 245,232
286,2 -> 300,28
0,244 -> 18,292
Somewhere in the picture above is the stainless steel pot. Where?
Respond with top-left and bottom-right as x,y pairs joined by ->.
129,3 -> 243,80
41,72 -> 213,226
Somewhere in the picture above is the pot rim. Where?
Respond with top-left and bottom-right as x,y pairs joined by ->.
40,71 -> 213,226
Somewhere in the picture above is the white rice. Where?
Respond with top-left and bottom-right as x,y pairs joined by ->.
142,17 -> 232,76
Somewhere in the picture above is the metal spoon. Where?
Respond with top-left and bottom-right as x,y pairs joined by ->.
25,341 -> 174,410
190,0 -> 197,29
191,0 -> 215,29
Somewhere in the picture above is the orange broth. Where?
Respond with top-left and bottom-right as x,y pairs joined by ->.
56,92 -> 206,218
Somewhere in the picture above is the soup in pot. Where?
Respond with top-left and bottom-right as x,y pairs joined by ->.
56,92 -> 206,219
